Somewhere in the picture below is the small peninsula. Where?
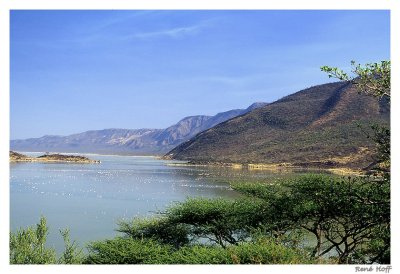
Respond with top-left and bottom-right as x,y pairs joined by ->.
10,151 -> 100,163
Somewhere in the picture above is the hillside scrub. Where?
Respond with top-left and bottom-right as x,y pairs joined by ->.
166,81 -> 389,169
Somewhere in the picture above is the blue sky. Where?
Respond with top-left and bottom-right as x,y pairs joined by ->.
10,10 -> 390,139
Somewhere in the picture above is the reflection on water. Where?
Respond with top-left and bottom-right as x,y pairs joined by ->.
10,153 -> 319,253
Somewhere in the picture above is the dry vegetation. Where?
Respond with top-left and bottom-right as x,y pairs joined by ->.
10,151 -> 100,163
167,81 -> 389,171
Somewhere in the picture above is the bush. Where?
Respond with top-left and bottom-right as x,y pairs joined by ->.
10,216 -> 57,264
85,238 -> 173,264
58,229 -> 84,264
10,217 -> 84,264
85,236 -> 316,264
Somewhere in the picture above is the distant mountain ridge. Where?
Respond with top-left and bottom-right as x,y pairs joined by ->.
10,102 -> 268,155
166,82 -> 390,169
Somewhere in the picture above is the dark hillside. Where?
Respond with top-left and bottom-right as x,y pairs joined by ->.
166,82 -> 389,169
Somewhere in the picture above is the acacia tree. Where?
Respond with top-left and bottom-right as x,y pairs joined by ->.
321,60 -> 390,174
231,174 -> 389,263
321,61 -> 390,176
321,60 -> 390,100
320,60 -> 390,263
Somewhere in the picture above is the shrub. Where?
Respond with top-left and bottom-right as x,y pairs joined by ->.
85,236 -> 316,264
10,217 -> 84,264
85,238 -> 172,264
58,229 -> 84,264
10,216 -> 57,264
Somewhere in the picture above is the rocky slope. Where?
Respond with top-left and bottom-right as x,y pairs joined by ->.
166,82 -> 390,169
10,103 -> 267,155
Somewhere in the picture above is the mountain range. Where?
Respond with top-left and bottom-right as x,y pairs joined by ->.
166,82 -> 390,169
11,81 -> 390,169
10,102 -> 267,155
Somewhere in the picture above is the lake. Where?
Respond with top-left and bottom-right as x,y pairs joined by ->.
10,152 -> 312,253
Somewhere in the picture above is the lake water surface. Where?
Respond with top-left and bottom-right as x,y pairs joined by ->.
10,153 -> 311,252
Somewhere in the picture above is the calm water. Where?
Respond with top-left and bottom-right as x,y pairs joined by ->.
10,152 -> 310,252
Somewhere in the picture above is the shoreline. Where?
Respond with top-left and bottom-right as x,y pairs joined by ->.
166,161 -> 363,176
11,151 -> 160,158
11,151 -> 362,175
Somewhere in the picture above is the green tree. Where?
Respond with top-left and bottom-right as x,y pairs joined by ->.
320,60 -> 390,263
10,217 -> 84,264
10,216 -> 57,264
116,217 -> 190,248
233,174 -> 390,264
321,60 -> 390,177
321,60 -> 390,100
58,229 -> 84,264
118,197 -> 266,248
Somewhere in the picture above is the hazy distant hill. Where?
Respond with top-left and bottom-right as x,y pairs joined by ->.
166,82 -> 390,169
10,103 -> 267,155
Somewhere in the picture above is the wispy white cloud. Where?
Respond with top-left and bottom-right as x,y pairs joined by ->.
129,19 -> 214,40
134,25 -> 201,39
16,14 -> 218,50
